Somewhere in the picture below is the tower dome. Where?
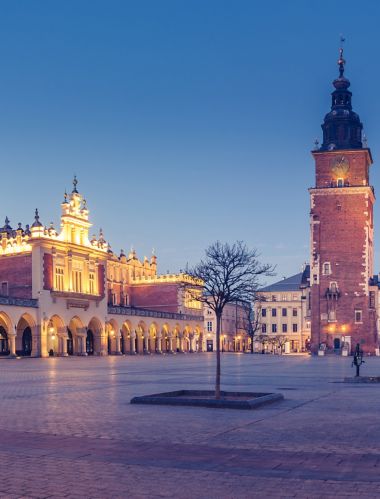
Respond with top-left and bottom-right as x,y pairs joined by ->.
320,44 -> 363,151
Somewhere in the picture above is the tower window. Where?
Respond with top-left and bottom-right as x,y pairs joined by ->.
207,321 -> 213,332
355,310 -> 362,324
323,262 -> 331,275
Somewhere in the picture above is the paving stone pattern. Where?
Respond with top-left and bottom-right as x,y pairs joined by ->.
1,354 -> 380,498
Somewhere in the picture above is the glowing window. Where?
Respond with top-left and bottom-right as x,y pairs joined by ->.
55,267 -> 64,291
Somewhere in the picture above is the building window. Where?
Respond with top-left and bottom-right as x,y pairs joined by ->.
272,308 -> 277,317
292,308 -> 297,317
281,294 -> 287,301
207,321 -> 213,332
337,178 -> 344,187
261,324 -> 267,333
55,267 -> 64,291
89,272 -> 95,295
369,291 -> 375,309
72,270 -> 82,293
0,281 -> 8,296
262,308 -> 267,317
355,310 -> 362,324
282,324 -> 287,333
272,324 -> 277,333
112,292 -> 117,305
292,324 -> 298,333
282,308 -> 287,317
323,262 -> 331,275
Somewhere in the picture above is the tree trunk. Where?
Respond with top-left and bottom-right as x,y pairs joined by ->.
215,312 -> 221,399
251,335 -> 254,353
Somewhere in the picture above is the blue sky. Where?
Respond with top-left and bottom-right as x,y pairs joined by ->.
0,0 -> 379,282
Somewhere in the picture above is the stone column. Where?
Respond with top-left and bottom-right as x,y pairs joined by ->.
178,333 -> 184,353
8,334 -> 16,357
156,332 -> 162,354
189,333 -> 195,353
144,335 -> 150,354
130,331 -> 136,355
40,323 -> 49,358
100,331 -> 108,356
115,334 -> 122,355
32,325 -> 42,358
168,333 -> 174,353
61,336 -> 68,356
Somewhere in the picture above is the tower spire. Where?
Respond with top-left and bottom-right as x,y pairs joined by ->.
320,40 -> 363,151
338,35 -> 345,78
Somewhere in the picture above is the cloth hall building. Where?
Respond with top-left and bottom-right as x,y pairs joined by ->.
0,178 -> 204,357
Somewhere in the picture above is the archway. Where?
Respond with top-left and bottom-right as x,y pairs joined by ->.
68,316 -> 86,355
86,330 -> 94,355
161,324 -> 170,353
16,314 -> 35,356
148,323 -> 158,353
121,321 -> 132,354
22,327 -> 32,356
67,329 -> 74,355
136,322 -> 146,354
47,315 -> 65,356
0,326 -> 9,355
88,317 -> 103,355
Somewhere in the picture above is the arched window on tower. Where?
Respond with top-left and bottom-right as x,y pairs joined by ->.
322,262 -> 331,275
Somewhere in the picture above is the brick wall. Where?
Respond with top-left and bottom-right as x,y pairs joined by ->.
130,283 -> 180,313
0,254 -> 33,298
310,149 -> 376,353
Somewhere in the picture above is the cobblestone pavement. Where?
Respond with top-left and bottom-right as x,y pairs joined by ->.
1,353 -> 380,498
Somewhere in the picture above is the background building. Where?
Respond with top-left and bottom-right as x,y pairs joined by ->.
0,178 -> 204,357
255,265 -> 311,353
204,301 -> 250,352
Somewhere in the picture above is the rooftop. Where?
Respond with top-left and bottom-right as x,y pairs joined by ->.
259,265 -> 310,293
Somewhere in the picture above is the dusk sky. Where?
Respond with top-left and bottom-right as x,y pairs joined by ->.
1,0 -> 380,283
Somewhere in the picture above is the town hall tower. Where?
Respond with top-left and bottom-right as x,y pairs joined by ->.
310,46 -> 377,354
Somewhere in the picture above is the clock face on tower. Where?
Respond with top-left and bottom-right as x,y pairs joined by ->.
330,156 -> 350,178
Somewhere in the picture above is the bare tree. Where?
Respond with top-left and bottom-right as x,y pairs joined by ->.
185,241 -> 274,399
240,297 -> 265,354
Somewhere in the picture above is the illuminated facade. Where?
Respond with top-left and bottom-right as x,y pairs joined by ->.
0,178 -> 204,357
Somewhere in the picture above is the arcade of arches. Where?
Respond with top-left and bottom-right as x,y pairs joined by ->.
0,311 -> 204,357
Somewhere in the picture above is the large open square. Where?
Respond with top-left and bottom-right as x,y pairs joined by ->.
1,354 -> 380,498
